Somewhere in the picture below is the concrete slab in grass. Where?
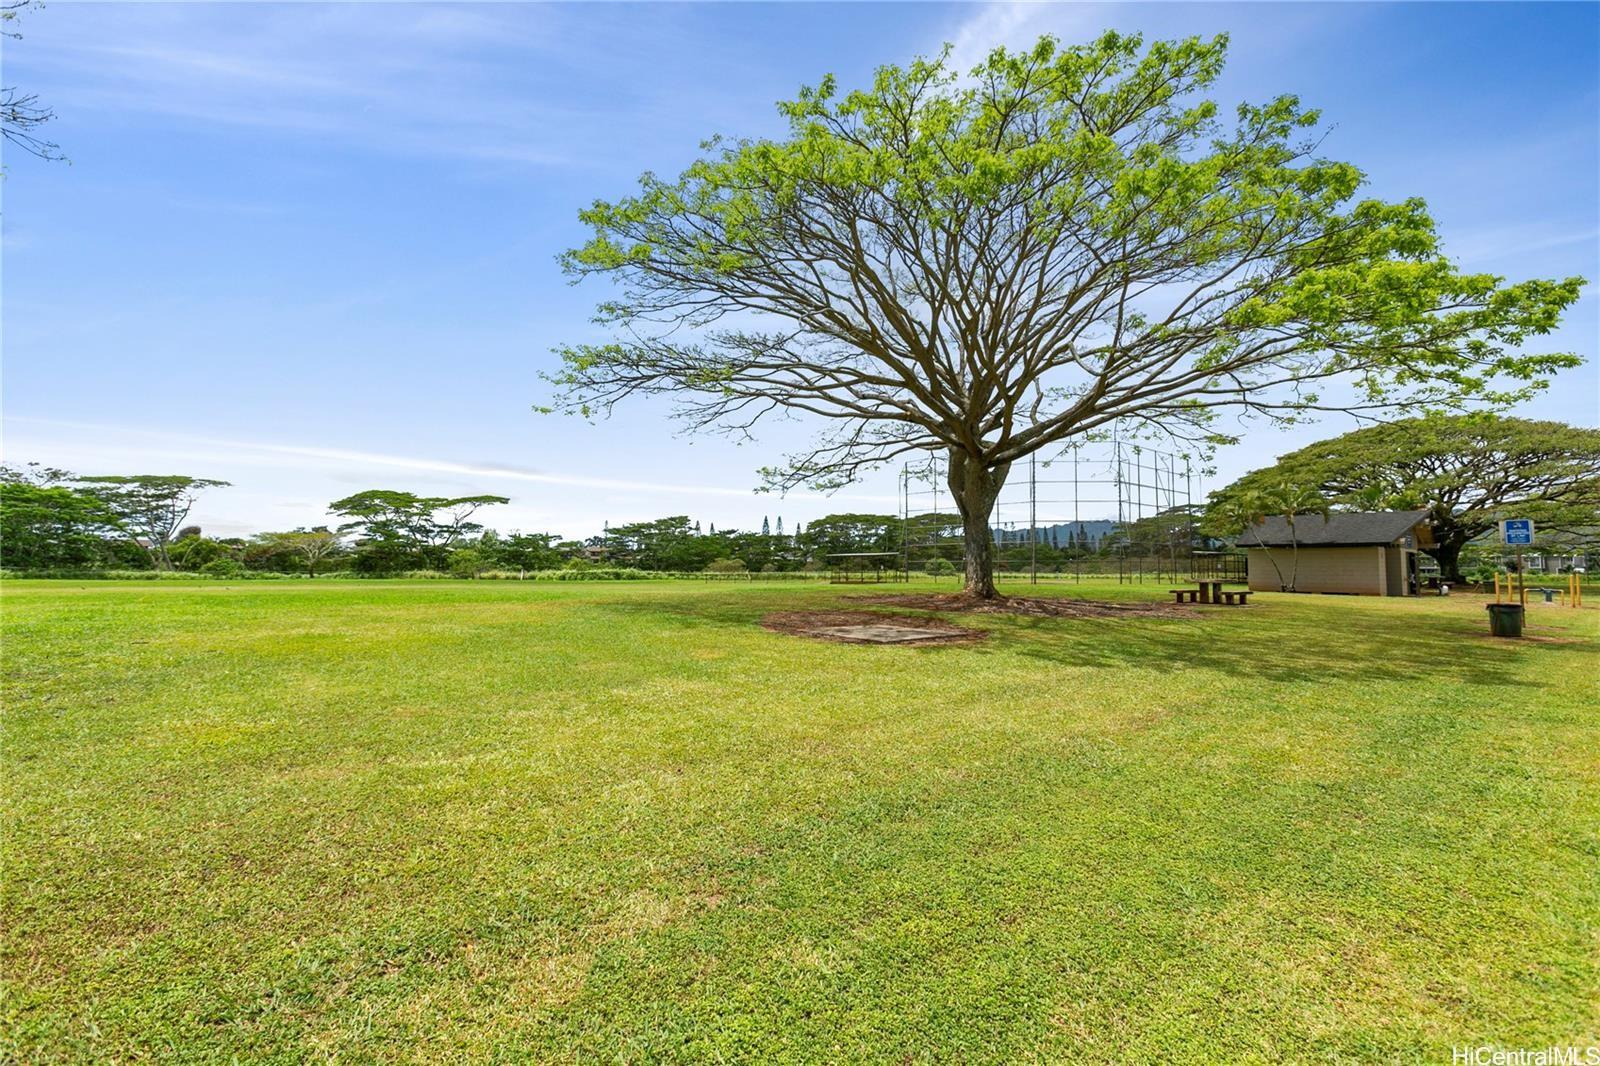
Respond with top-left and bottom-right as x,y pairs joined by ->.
808,623 -> 965,644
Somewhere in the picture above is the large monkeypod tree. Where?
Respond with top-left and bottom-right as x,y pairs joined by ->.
549,32 -> 1582,598
1210,414 -> 1600,580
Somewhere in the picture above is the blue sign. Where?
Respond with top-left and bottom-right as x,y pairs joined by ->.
1501,519 -> 1535,546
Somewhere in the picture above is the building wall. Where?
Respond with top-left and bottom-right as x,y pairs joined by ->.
1384,546 -> 1411,597
1247,546 -> 1388,595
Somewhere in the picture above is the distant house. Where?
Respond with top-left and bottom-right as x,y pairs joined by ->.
1524,551 -> 1588,574
1240,509 -> 1434,596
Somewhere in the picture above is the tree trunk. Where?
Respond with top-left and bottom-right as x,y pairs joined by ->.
1426,539 -> 1466,583
1264,547 -> 1288,591
946,450 -> 1010,599
1243,528 -> 1288,591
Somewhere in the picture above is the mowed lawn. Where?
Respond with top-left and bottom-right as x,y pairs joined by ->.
2,579 -> 1596,1063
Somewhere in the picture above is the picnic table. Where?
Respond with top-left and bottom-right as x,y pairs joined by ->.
1169,581 -> 1251,606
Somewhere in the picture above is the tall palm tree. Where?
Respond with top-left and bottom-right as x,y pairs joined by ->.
1209,492 -> 1288,591
1267,482 -> 1332,592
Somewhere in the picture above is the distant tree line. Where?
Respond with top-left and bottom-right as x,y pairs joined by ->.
8,415 -> 1595,579
0,463 -> 1195,578
0,465 -> 927,576
1,465 -> 235,572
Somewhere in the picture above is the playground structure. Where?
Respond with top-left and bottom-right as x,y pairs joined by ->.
899,433 -> 1229,584
1493,569 -> 1585,608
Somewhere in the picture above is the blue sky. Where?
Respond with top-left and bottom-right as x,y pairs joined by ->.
3,1 -> 1596,539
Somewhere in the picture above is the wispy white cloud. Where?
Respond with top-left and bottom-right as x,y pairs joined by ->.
1,417 -> 898,506
936,1 -> 1370,87
1447,224 -> 1600,267
11,3 -> 700,168
944,3 -> 1066,75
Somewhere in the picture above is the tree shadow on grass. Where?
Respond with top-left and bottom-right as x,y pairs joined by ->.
992,609 -> 1571,687
591,594 -> 1582,690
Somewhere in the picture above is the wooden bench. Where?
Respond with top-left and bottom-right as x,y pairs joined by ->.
1169,588 -> 1201,603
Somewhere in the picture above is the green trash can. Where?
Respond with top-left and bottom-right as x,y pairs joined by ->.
1486,602 -> 1524,638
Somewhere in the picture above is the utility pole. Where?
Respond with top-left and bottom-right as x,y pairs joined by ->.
1185,454 -> 1194,581
900,466 -> 909,578
1073,443 -> 1081,584
1029,453 -> 1038,585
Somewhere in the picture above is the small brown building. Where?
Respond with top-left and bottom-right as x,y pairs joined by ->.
1242,509 -> 1434,596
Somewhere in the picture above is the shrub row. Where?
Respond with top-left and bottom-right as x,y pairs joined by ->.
0,567 -> 927,582
1,567 -> 673,582
0,569 -> 304,580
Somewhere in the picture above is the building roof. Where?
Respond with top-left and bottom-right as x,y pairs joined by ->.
1239,509 -> 1431,548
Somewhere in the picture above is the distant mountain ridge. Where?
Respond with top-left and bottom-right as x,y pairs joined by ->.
993,520 -> 1119,547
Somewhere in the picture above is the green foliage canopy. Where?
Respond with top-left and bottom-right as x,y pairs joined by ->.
552,31 -> 1582,500
0,478 -> 117,570
486,532 -> 566,573
329,491 -> 509,572
603,516 -> 726,572
73,475 -> 231,571
796,513 -> 902,558
1209,414 -> 1600,578
257,529 -> 344,577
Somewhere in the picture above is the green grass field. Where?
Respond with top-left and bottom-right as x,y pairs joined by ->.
3,579 -> 1596,1062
